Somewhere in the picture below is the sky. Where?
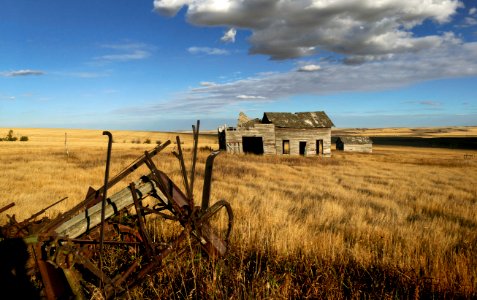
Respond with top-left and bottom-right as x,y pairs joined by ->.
1,0 -> 477,130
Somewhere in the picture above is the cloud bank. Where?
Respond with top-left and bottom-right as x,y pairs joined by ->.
1,69 -> 45,77
119,39 -> 477,115
154,0 -> 461,60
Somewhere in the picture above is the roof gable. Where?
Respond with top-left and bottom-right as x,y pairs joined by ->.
262,111 -> 334,128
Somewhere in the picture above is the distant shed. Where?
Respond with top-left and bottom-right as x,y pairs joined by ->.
336,136 -> 373,153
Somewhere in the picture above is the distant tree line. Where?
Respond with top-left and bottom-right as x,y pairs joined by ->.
0,130 -> 28,142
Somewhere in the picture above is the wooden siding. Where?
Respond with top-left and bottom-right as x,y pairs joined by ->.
275,128 -> 332,157
225,124 -> 276,154
343,144 -> 373,153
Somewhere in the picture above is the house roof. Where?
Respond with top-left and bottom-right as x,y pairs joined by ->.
262,111 -> 334,128
336,136 -> 373,144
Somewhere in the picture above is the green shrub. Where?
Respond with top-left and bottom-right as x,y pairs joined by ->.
144,138 -> 151,144
20,136 -> 29,142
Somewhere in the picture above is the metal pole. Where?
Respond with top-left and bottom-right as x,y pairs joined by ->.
99,131 -> 113,289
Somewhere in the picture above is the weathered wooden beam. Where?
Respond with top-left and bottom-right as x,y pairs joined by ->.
54,178 -> 159,239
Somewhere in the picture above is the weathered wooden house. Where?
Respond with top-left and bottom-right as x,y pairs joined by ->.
335,136 -> 373,153
218,111 -> 334,156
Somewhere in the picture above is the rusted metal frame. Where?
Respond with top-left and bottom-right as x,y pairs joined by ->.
33,242 -> 74,299
99,130 -> 113,288
104,261 -> 140,299
189,120 -> 200,199
173,136 -> 192,201
201,151 -> 221,210
141,205 -> 179,220
143,153 -> 188,219
62,268 -> 86,300
119,226 -> 191,296
39,141 -> 171,234
74,254 -> 116,289
22,197 -> 68,224
129,182 -> 155,258
69,239 -> 142,245
0,202 -> 15,214
198,200 -> 234,245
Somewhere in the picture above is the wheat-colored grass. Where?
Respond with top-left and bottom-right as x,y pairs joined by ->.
1,128 -> 476,298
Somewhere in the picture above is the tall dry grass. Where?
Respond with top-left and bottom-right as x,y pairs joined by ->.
1,128 -> 476,298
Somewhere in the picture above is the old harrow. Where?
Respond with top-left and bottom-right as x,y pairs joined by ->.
0,121 -> 233,299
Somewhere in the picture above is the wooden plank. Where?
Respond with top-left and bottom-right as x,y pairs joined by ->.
54,178 -> 161,239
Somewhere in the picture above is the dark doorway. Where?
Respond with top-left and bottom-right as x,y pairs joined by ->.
299,141 -> 307,155
316,140 -> 323,155
242,137 -> 264,154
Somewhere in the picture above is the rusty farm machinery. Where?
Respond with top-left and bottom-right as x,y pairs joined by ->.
0,121 -> 233,299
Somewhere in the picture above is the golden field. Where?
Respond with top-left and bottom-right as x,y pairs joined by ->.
1,127 -> 477,298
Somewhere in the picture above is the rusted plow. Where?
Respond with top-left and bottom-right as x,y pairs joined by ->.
0,121 -> 233,299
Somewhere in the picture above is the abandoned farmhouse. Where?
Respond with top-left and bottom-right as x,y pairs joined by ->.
218,111 -> 334,157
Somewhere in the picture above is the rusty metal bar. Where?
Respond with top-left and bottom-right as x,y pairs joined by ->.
0,202 -> 15,214
190,120 -> 200,198
23,197 -> 68,223
174,136 -> 192,200
99,130 -> 113,287
129,182 -> 154,258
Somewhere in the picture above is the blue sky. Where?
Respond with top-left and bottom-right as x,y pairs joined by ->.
1,0 -> 476,130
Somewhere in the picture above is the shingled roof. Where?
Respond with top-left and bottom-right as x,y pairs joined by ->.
262,111 -> 334,128
336,136 -> 373,144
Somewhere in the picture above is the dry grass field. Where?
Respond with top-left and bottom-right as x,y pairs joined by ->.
1,127 -> 477,298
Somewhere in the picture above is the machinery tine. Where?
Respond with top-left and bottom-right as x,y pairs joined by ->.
201,151 -> 221,211
129,182 -> 154,258
0,202 -> 15,214
175,136 -> 192,201
190,120 -> 200,198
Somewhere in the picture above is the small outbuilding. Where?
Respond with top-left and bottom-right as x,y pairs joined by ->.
336,136 -> 373,153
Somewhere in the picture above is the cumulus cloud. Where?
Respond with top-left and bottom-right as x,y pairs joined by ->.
470,7 -> 477,15
297,64 -> 321,72
1,69 -> 45,77
154,0 -> 461,60
221,28 -> 236,43
188,46 -> 229,55
118,39 -> 477,115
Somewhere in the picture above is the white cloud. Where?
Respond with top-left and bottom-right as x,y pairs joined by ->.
95,42 -> 151,62
221,28 -> 236,43
98,50 -> 150,61
154,0 -> 462,60
1,69 -> 45,77
200,81 -> 217,86
297,64 -> 321,72
470,7 -> 477,15
0,94 -> 15,101
464,17 -> 477,26
236,94 -> 266,99
188,46 -> 229,55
